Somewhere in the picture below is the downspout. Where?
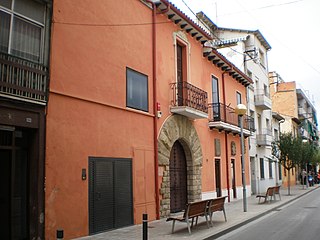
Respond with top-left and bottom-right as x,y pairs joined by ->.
222,70 -> 230,202
145,0 -> 159,220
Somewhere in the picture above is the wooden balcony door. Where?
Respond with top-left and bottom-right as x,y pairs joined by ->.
177,44 -> 184,106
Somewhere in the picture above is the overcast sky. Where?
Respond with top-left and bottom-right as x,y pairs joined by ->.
170,0 -> 320,124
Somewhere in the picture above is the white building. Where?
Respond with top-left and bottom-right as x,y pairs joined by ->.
197,12 -> 282,194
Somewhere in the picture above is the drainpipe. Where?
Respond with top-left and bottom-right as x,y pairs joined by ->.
145,0 -> 160,220
222,70 -> 230,202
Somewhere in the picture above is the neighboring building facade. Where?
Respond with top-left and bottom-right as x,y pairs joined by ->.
269,71 -> 319,185
45,0 -> 253,239
296,89 -> 319,145
197,12 -> 280,194
0,0 -> 52,239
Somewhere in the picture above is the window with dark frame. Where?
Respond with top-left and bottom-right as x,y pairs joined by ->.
279,163 -> 282,180
126,67 -> 148,112
212,76 -> 219,119
260,158 -> 265,179
236,91 -> 241,104
269,160 -> 273,178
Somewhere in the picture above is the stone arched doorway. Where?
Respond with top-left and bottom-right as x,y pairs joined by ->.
158,115 -> 203,217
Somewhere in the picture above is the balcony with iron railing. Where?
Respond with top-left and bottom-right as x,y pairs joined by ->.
256,128 -> 273,146
170,81 -> 208,119
254,89 -> 271,110
208,102 -> 255,136
0,52 -> 48,105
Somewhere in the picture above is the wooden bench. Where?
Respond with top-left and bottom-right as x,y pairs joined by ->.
256,187 -> 275,203
166,200 -> 209,234
207,196 -> 227,227
256,186 -> 281,203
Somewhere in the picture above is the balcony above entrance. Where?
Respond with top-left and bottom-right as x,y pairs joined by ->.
170,81 -> 208,119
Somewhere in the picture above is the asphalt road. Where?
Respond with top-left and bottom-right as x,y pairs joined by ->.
216,187 -> 320,240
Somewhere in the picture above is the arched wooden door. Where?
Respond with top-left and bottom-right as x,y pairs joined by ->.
169,141 -> 187,213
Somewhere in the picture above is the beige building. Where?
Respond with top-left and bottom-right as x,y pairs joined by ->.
269,71 -> 319,187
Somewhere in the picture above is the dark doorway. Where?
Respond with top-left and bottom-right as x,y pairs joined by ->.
215,159 -> 221,197
231,159 -> 237,198
89,157 -> 133,235
0,128 -> 31,240
169,141 -> 187,213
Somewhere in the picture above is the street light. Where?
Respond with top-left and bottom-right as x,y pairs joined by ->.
235,103 -> 247,212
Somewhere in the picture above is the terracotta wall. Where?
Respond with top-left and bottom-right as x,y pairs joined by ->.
47,0 -> 156,239
46,0 -> 250,239
154,11 -> 250,198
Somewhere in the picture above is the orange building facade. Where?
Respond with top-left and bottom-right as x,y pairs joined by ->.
46,0 -> 254,239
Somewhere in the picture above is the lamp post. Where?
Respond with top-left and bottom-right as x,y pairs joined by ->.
235,103 -> 247,212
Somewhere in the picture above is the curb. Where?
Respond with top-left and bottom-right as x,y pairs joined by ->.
203,186 -> 319,240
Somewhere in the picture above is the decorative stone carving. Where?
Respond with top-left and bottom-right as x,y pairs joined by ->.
231,141 -> 236,156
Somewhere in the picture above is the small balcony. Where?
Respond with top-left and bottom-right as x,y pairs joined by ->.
170,81 -> 208,119
0,52 -> 48,105
208,103 -> 254,137
298,107 -> 308,118
256,128 -> 273,146
254,90 -> 271,110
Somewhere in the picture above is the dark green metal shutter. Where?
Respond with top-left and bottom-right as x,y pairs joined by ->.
89,157 -> 133,235
114,160 -> 133,228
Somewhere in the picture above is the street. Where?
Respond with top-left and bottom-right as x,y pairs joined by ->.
217,187 -> 320,240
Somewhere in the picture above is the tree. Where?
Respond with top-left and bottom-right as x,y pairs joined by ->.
311,147 -> 320,166
272,132 -> 299,195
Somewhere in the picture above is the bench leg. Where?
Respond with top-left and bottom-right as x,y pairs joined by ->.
186,218 -> 191,234
171,220 -> 176,234
209,212 -> 213,227
204,213 -> 209,228
223,208 -> 227,222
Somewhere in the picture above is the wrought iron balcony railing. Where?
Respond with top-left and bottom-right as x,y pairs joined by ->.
0,52 -> 48,104
170,81 -> 208,119
208,102 -> 255,132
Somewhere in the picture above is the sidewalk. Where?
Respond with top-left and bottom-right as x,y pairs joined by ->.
76,185 -> 319,240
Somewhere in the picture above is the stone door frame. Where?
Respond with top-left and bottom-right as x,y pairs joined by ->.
158,115 -> 203,217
